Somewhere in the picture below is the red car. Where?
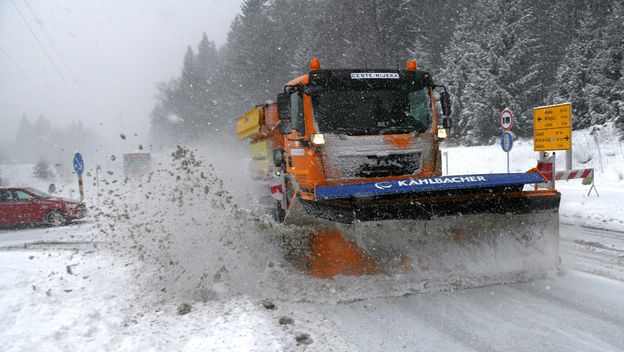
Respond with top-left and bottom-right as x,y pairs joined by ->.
0,187 -> 87,227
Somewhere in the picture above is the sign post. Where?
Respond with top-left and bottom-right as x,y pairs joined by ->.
533,103 -> 572,152
73,152 -> 84,202
500,108 -> 513,131
499,108 -> 513,173
501,131 -> 513,173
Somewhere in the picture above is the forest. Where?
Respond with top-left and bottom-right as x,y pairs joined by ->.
150,0 -> 624,145
3,115 -> 97,164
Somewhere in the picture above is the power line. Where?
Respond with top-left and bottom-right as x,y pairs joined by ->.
10,0 -> 92,112
0,45 -> 54,102
22,0 -> 73,77
21,0 -> 100,108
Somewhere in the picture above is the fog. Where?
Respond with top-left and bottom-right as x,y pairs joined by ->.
0,0 -> 243,144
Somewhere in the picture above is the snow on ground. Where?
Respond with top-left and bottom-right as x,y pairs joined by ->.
443,123 -> 624,232
0,249 -> 132,351
1,126 -> 624,351
0,244 -> 336,351
2,224 -> 624,351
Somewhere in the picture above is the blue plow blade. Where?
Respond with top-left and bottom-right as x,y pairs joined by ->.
315,173 -> 545,201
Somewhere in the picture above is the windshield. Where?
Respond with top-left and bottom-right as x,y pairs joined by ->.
312,88 -> 431,136
26,188 -> 53,199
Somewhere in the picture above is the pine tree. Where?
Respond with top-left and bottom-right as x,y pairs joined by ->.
266,0 -> 315,77
15,115 -> 34,161
589,1 -> 624,127
551,6 -> 600,129
310,0 -> 420,69
195,33 -> 226,136
496,0 -> 545,136
289,1 -> 322,75
175,46 -> 207,141
33,160 -> 54,180
222,0 -> 274,108
440,0 -> 554,143
440,0 -> 511,144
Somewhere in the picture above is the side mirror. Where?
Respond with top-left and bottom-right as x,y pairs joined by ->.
303,85 -> 320,97
272,148 -> 285,167
440,91 -> 452,117
277,93 -> 291,135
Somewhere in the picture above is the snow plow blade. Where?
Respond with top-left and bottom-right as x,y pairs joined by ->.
281,173 -> 561,280
290,172 -> 557,224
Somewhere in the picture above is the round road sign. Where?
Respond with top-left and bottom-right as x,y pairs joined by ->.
501,132 -> 513,152
500,108 -> 513,131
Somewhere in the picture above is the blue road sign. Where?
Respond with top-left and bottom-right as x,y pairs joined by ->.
73,152 -> 84,176
501,132 -> 513,152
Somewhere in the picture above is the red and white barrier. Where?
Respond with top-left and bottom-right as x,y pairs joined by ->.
536,153 -> 593,185
554,168 -> 593,181
535,153 -> 597,195
536,156 -> 554,181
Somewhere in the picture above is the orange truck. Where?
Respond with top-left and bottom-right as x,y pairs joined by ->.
236,58 -> 560,279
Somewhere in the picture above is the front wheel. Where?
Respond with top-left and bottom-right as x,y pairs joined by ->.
45,211 -> 66,226
272,200 -> 285,223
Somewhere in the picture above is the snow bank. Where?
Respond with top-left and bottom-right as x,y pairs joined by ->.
0,248 -> 325,351
0,250 -> 133,351
443,123 -> 624,232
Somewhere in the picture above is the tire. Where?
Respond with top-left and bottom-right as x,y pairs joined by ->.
45,211 -> 66,227
272,200 -> 285,223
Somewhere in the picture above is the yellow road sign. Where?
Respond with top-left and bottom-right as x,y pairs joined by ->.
534,102 -> 572,151
534,128 -> 571,151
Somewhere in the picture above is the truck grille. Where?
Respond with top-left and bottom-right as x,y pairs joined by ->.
320,134 -> 430,181
337,153 -> 421,179
354,153 -> 420,178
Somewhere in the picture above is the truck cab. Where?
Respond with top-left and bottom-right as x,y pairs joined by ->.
275,59 -> 452,206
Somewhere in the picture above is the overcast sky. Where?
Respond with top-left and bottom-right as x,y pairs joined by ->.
0,0 -> 243,142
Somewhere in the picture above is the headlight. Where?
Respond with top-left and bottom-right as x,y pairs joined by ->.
66,203 -> 77,211
311,133 -> 325,145
437,128 -> 448,139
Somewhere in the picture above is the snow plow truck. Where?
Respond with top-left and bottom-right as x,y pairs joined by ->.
236,58 -> 560,283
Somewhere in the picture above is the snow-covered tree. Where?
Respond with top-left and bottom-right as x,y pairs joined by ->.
440,0 -> 554,143
147,0 -> 623,145
440,0 -> 511,144
33,160 -> 54,180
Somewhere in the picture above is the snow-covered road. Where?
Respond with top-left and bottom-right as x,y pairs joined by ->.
0,221 -> 92,248
2,222 -> 624,351
301,223 -> 624,351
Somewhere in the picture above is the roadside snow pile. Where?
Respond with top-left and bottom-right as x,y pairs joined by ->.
0,247 -> 322,351
0,250 -> 134,352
